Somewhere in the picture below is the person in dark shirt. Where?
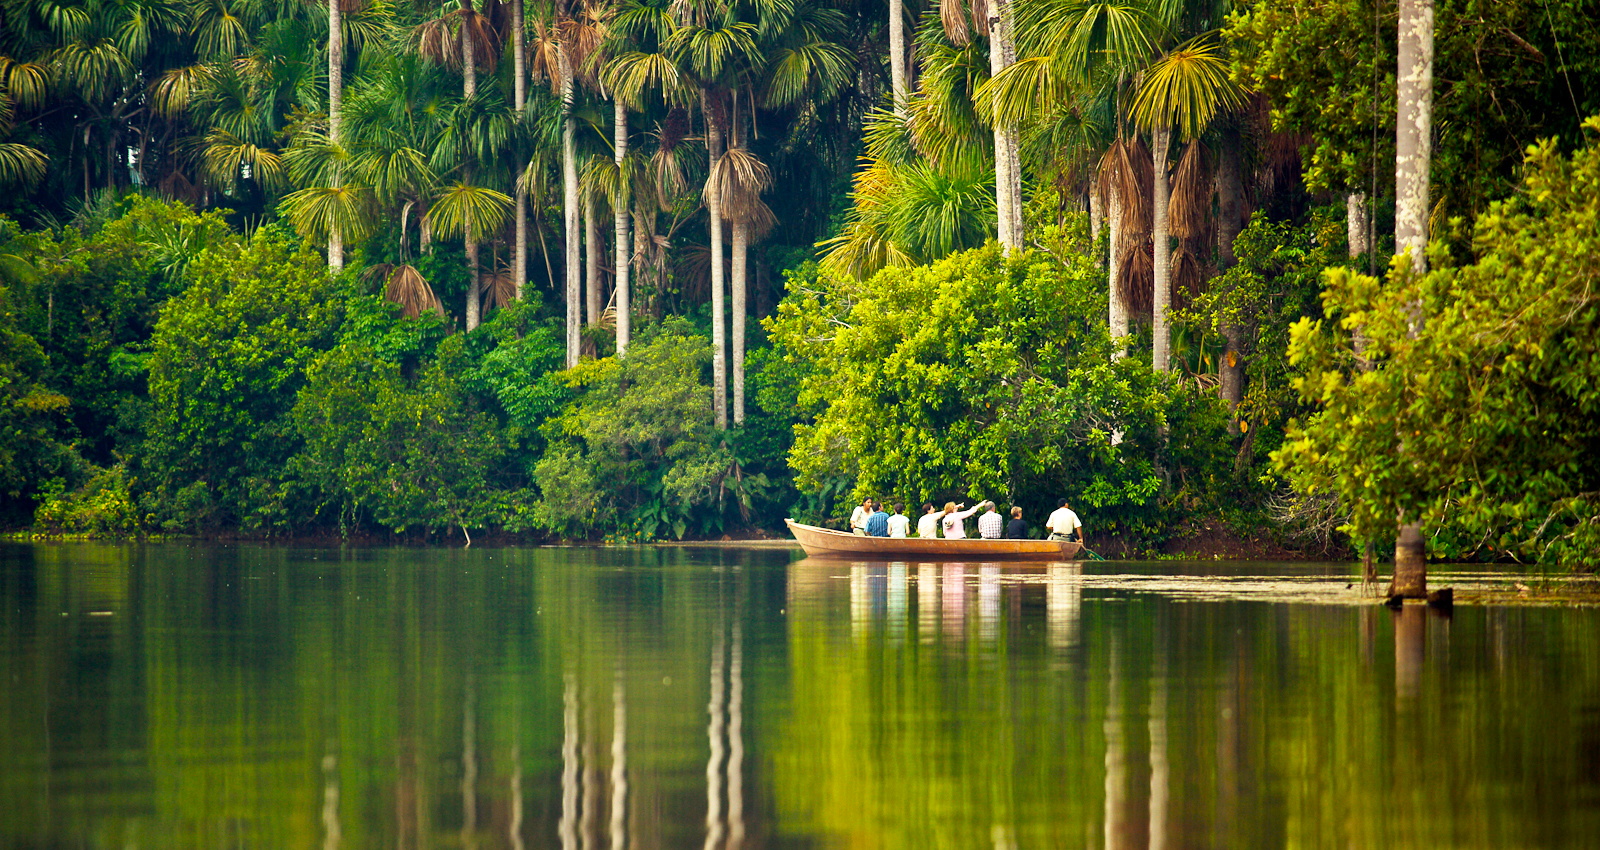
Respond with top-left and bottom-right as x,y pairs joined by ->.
1005,506 -> 1029,539
865,500 -> 892,537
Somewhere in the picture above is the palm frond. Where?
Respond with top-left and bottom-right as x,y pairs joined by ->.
1130,35 -> 1247,140
279,184 -> 379,242
426,181 -> 513,243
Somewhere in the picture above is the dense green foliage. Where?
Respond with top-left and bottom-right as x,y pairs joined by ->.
1,0 -> 1597,562
1278,121 -> 1600,565
770,231 -> 1233,539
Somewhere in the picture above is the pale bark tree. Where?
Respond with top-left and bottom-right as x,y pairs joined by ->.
1347,192 -> 1370,258
1391,0 -> 1433,598
461,5 -> 483,331
705,92 -> 728,429
513,0 -> 528,299
613,99 -> 631,354
888,0 -> 908,116
1150,124 -> 1171,371
1216,135 -> 1246,423
585,183 -> 601,325
562,44 -> 582,366
1107,179 -> 1127,355
988,0 -> 1022,252
327,0 -> 344,270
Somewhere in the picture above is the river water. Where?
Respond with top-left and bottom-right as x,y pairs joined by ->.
2,542 -> 1598,849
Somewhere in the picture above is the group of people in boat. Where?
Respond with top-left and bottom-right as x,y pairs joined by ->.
848,497 -> 1084,543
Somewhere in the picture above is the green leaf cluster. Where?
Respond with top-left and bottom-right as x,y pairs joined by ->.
1276,119 -> 1600,566
769,238 -> 1233,539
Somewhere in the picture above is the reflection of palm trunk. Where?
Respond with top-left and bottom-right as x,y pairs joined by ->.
978,564 -> 1001,644
1103,639 -> 1127,850
1394,604 -> 1425,700
917,564 -> 938,644
561,675 -> 580,850
704,626 -> 726,850
1148,658 -> 1168,850
726,619 -> 745,850
611,674 -> 628,850
850,564 -> 868,637
942,564 -> 966,641
511,741 -> 525,850
1046,563 -> 1081,657
321,750 -> 340,850
888,564 -> 908,644
462,681 -> 478,850
582,732 -> 600,849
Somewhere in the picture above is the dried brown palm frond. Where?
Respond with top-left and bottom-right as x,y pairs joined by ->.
709,147 -> 772,222
1117,240 -> 1154,320
157,168 -> 203,204
1168,139 -> 1211,241
527,15 -> 564,91
1169,244 -> 1207,311
377,263 -> 445,319
939,0 -> 990,46
1098,135 -> 1152,238
558,0 -> 608,83
482,269 -> 517,310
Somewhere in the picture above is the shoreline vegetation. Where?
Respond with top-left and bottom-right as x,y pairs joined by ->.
1,0 -> 1597,568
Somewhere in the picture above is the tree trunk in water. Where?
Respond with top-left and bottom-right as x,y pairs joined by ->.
327,0 -> 344,271
609,676 -> 628,850
1216,135 -> 1246,426
732,219 -> 747,425
614,99 -> 631,354
888,0 -> 908,117
989,0 -> 1022,252
512,0 -> 527,300
585,189 -> 601,326
703,625 -> 726,850
1107,174 -> 1127,357
706,92 -> 728,429
1151,124 -> 1172,372
559,676 -> 579,850
561,48 -> 581,367
1391,0 -> 1433,597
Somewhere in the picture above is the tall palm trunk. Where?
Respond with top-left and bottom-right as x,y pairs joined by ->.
1391,0 -> 1433,598
1347,192 -> 1370,258
888,0 -> 908,116
731,217 -> 747,424
1150,124 -> 1171,371
1216,134 -> 1246,423
513,0 -> 528,300
462,10 -> 482,331
989,0 -> 1021,252
327,0 -> 344,270
585,187 -> 601,325
1107,173 -> 1126,355
561,46 -> 581,366
705,91 -> 728,429
614,99 -> 631,354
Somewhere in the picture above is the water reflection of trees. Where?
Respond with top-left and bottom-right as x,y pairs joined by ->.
3,547 -> 1600,848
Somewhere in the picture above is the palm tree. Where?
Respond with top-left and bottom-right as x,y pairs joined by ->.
328,0 -> 345,269
1130,36 -> 1244,372
512,0 -> 529,300
668,1 -> 760,428
605,0 -> 691,353
1389,0 -> 1433,599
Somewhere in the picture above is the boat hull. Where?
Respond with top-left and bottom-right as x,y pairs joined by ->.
784,519 -> 1082,561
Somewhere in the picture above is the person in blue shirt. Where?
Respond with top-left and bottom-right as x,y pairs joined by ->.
865,500 -> 892,537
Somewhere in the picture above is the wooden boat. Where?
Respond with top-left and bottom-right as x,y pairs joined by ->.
785,519 -> 1082,561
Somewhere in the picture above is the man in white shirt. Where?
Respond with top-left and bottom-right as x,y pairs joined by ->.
915,503 -> 943,538
977,502 -> 1004,539
887,503 -> 911,538
1045,498 -> 1083,542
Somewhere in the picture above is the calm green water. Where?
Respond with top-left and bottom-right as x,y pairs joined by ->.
2,544 -> 1598,849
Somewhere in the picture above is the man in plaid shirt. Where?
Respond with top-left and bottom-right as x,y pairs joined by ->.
977,502 -> 1004,539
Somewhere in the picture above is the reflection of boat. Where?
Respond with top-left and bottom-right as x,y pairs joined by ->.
785,519 -> 1082,561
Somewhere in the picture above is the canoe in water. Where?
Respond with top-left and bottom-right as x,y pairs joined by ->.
784,519 -> 1082,561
